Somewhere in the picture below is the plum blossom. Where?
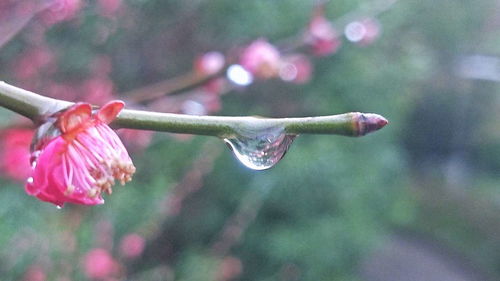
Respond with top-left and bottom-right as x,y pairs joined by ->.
119,233 -> 146,258
240,39 -> 281,79
305,10 -> 341,56
194,51 -> 226,94
279,55 -> 313,84
344,18 -> 381,46
26,101 -> 135,206
41,0 -> 83,26
0,128 -> 33,181
82,248 -> 120,280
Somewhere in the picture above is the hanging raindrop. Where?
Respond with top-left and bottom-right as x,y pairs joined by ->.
223,126 -> 296,170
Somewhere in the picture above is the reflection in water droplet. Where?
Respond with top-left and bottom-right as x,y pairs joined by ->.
27,177 -> 34,184
224,126 -> 296,170
56,205 -> 63,210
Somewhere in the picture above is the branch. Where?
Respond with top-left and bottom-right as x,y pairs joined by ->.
120,0 -> 400,103
0,81 -> 388,138
124,67 -> 229,104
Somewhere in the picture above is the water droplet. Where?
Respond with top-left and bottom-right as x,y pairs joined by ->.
30,150 -> 41,167
56,205 -> 63,210
26,177 -> 34,184
224,126 -> 296,170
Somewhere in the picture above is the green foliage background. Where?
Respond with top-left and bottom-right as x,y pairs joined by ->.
1,0 -> 500,280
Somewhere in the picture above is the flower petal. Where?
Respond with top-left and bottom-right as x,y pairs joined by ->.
97,100 -> 124,124
58,103 -> 92,133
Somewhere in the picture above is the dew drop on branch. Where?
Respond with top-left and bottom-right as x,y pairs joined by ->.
223,126 -> 296,170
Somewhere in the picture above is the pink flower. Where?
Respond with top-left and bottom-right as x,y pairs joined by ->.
194,52 -> 226,94
119,233 -> 145,258
42,0 -> 83,26
305,12 -> 341,56
82,248 -> 120,280
279,55 -> 313,84
216,256 -> 243,281
344,18 -> 381,46
79,77 -> 115,104
240,39 -> 281,79
0,128 -> 34,181
14,47 -> 55,80
26,101 -> 135,206
195,52 -> 225,76
23,265 -> 46,281
97,0 -> 123,17
47,82 -> 78,101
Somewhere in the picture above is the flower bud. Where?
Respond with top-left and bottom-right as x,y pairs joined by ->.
26,101 -> 135,206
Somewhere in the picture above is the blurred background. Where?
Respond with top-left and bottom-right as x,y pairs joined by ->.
0,0 -> 500,280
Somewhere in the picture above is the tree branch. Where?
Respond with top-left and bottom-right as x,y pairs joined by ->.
0,81 -> 387,137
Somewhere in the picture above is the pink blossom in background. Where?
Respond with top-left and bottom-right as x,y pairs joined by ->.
216,256 -> 243,281
82,248 -> 120,280
47,77 -> 115,104
41,0 -> 83,26
344,18 -> 381,46
26,101 -> 135,206
97,0 -> 123,17
117,129 -> 153,153
279,55 -> 313,84
23,265 -> 46,281
195,52 -> 226,94
202,78 -> 225,95
202,91 -> 222,113
195,52 -> 226,76
119,233 -> 146,258
240,39 -> 281,79
79,77 -> 116,104
0,128 -> 34,181
306,13 -> 341,56
89,55 -> 113,76
47,82 -> 78,101
14,46 -> 55,81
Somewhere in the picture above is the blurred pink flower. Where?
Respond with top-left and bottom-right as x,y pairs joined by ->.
305,13 -> 341,56
14,47 -> 55,80
195,51 -> 226,76
344,18 -> 381,46
216,256 -> 243,281
23,265 -> 46,281
26,101 -> 135,206
90,55 -> 113,76
117,129 -> 153,153
279,55 -> 313,84
202,91 -> 222,113
82,248 -> 120,280
0,128 -> 33,181
195,52 -> 226,94
97,0 -> 123,17
47,82 -> 78,101
79,77 -> 116,104
203,78 -> 225,95
240,39 -> 281,79
41,0 -> 83,26
119,233 -> 146,258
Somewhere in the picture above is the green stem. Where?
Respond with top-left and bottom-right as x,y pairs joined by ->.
0,81 -> 387,137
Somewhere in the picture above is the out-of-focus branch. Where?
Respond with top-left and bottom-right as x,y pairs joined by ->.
121,0 -> 400,103
125,67 -> 229,104
0,81 -> 388,138
0,2 -> 52,49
